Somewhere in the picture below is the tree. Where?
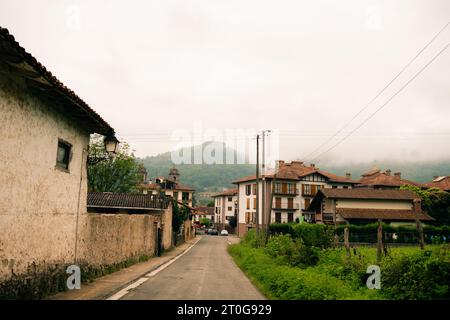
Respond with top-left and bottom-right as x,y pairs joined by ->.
88,134 -> 143,193
200,218 -> 211,228
400,185 -> 450,225
229,215 -> 237,229
206,200 -> 214,207
172,201 -> 189,235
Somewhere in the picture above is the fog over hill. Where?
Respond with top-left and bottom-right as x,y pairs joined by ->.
139,142 -> 450,193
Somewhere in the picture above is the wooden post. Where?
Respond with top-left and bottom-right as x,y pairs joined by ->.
377,219 -> 383,263
344,227 -> 350,258
414,199 -> 425,250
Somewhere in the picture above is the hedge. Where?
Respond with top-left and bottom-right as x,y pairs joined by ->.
269,223 -> 334,248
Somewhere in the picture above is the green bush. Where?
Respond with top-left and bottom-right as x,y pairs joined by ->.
265,234 -> 320,267
229,244 -> 376,300
269,223 -> 294,235
269,223 -> 334,248
381,248 -> 450,299
292,224 -> 334,248
241,228 -> 266,248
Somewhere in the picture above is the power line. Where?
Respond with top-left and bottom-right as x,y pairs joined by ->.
302,21 -> 450,161
310,41 -> 450,162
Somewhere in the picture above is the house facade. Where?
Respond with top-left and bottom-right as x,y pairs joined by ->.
0,27 -> 116,281
309,188 -> 433,225
233,161 -> 357,237
141,166 -> 195,207
212,188 -> 238,230
193,206 -> 215,223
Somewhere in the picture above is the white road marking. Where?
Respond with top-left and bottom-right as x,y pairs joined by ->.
106,237 -> 202,300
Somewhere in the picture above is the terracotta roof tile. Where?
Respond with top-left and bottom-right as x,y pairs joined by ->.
87,192 -> 170,209
212,188 -> 238,197
356,170 -> 424,188
232,162 -> 356,184
425,176 -> 450,191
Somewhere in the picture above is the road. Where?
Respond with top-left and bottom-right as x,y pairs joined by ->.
120,235 -> 266,300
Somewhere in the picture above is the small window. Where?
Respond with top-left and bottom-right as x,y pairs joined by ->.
228,206 -> 232,211
56,139 -> 72,171
275,212 -> 282,223
228,197 -> 232,202
245,184 -> 251,196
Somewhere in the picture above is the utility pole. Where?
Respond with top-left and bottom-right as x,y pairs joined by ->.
255,134 -> 260,236
261,130 -> 271,234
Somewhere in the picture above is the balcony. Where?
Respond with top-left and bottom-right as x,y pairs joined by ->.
273,190 -> 299,196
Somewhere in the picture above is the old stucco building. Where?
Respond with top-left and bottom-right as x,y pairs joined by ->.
0,27 -> 173,290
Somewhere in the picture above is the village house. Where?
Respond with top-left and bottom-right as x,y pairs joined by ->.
193,206 -> 215,224
232,161 -> 357,236
141,166 -> 195,207
0,26 -> 116,280
308,188 -> 433,225
425,176 -> 450,192
212,188 -> 238,231
355,168 -> 424,189
0,27 -> 176,289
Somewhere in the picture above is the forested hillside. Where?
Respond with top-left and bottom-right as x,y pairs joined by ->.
139,142 -> 450,191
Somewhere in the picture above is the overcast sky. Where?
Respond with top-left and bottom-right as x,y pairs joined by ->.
1,0 -> 449,165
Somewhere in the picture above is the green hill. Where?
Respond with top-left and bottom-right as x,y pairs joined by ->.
139,142 -> 450,192
139,142 -> 254,192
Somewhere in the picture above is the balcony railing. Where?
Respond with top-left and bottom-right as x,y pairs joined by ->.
273,190 -> 299,196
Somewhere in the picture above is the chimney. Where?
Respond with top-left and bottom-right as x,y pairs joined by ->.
413,198 -> 422,215
385,169 -> 391,176
277,160 -> 285,168
434,176 -> 439,179
346,173 -> 351,179
394,172 -> 401,179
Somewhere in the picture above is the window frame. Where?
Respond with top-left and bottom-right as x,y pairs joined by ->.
55,139 -> 72,172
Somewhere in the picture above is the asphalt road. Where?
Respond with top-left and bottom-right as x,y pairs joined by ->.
121,236 -> 266,300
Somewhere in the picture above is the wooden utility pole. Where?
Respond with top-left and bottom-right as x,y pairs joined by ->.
261,132 -> 266,230
255,134 -> 260,236
344,227 -> 350,258
414,199 -> 425,250
377,219 -> 383,263
265,160 -> 278,244
260,130 -> 271,236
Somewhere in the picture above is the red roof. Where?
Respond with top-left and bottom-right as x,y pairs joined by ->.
425,176 -> 450,191
356,169 -> 424,188
87,192 -> 169,209
212,188 -> 238,197
232,161 -> 356,184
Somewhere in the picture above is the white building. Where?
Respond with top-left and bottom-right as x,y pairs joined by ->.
212,188 -> 238,231
233,161 -> 357,237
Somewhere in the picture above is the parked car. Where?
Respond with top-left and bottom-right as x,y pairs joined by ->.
208,229 -> 219,235
220,230 -> 229,236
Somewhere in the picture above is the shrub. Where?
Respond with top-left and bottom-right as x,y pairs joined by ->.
269,223 -> 294,235
292,224 -> 334,248
265,234 -> 319,267
241,228 -> 266,248
381,248 -> 450,299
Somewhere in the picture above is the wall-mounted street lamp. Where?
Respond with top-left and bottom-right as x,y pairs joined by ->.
88,133 -> 120,165
104,134 -> 120,154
